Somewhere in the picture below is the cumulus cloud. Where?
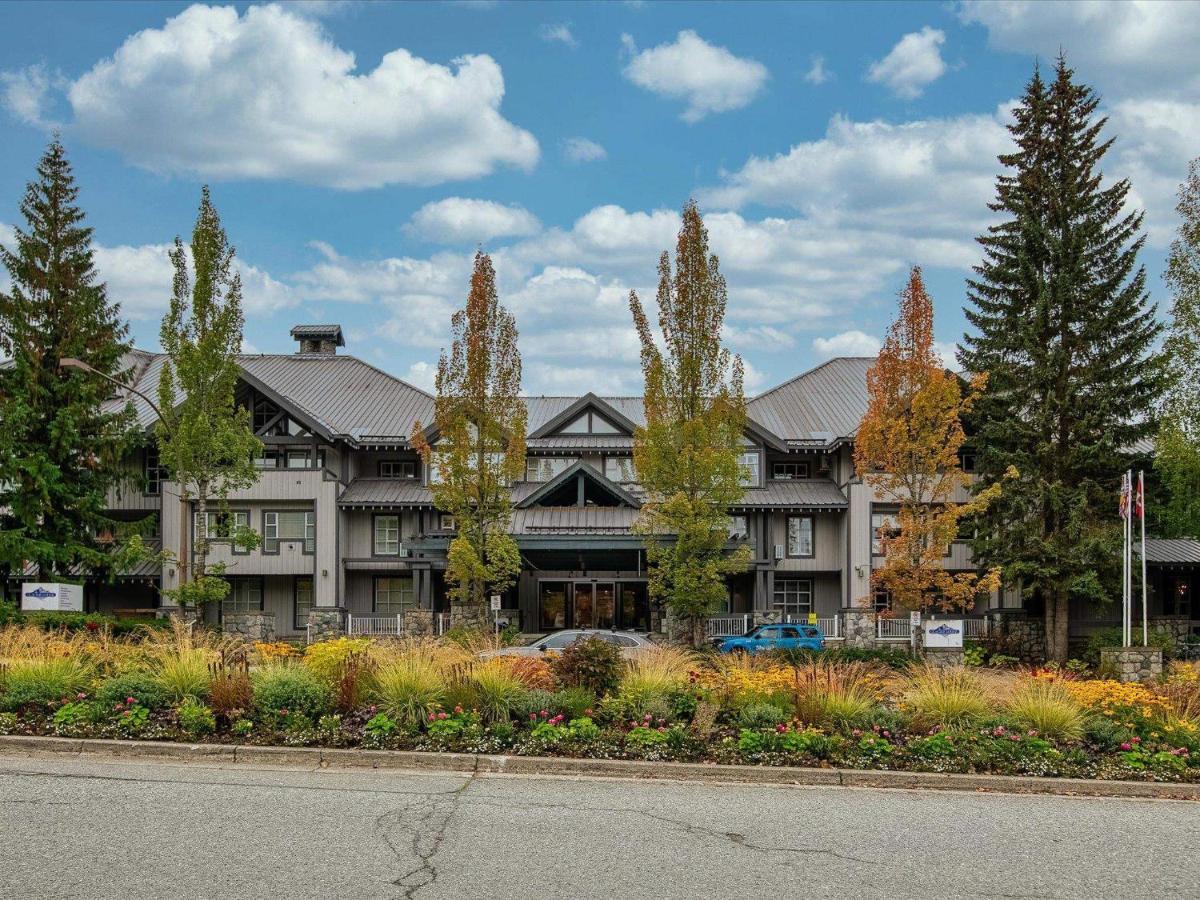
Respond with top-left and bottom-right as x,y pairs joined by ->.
406,198 -> 541,244
401,360 -> 437,392
812,330 -> 881,359
621,30 -> 768,122
866,27 -> 948,99
0,65 -> 55,127
44,3 -> 537,189
563,137 -> 607,163
539,23 -> 579,49
804,55 -> 831,86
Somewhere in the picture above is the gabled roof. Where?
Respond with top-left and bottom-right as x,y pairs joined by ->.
527,392 -> 639,438
516,460 -> 642,509
524,396 -> 646,432
1139,538 -> 1200,565
748,357 -> 874,443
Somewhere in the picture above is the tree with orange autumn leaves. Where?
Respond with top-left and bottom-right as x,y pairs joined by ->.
854,267 -> 1013,614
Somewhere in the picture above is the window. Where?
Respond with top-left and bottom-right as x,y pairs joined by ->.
525,457 -> 577,482
558,411 -> 621,435
222,578 -> 263,618
604,456 -> 637,483
738,450 -> 761,487
772,462 -> 810,480
786,516 -> 814,557
375,576 -> 415,615
263,510 -> 315,553
956,513 -> 975,542
256,449 -> 325,469
194,510 -> 250,540
871,509 -> 900,556
960,452 -> 977,473
727,515 -> 749,541
873,586 -> 892,612
294,577 -> 313,631
144,446 -> 167,495
772,579 -> 812,618
374,515 -> 401,556
438,513 -> 456,532
780,626 -> 802,639
379,460 -> 417,479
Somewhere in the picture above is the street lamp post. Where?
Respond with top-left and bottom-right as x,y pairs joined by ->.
59,357 -> 189,589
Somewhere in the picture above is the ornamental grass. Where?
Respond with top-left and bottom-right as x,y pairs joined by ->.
370,641 -> 453,727
618,646 -> 696,710
901,665 -> 991,732
0,656 -> 94,710
140,620 -> 239,702
465,658 -> 529,723
1005,677 -> 1087,742
790,661 -> 884,729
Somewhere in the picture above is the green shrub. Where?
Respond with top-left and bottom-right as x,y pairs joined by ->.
1005,679 -> 1086,742
625,725 -> 669,748
176,697 -> 216,736
551,687 -> 597,720
252,664 -> 331,721
0,712 -> 18,734
52,700 -> 105,732
736,701 -> 790,730
902,666 -> 990,731
469,661 -> 529,723
549,637 -> 625,696
514,689 -> 558,721
1084,716 -> 1137,752
364,712 -> 399,739
113,702 -> 150,736
230,718 -> 254,738
1083,627 -> 1173,665
0,658 -> 93,710
769,646 -> 913,669
371,657 -> 445,728
96,673 -> 170,711
17,611 -> 169,636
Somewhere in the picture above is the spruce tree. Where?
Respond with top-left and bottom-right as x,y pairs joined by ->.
959,59 -> 1165,660
0,139 -> 134,584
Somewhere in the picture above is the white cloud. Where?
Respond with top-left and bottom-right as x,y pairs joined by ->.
563,137 -> 607,163
539,23 -> 579,49
812,330 -> 880,359
0,65 -> 54,127
406,198 -> 541,244
867,27 -> 948,99
50,3 -> 537,189
621,30 -> 768,122
959,0 -> 1200,93
402,360 -> 437,392
804,55 -> 831,86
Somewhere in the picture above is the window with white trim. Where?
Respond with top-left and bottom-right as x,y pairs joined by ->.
263,510 -> 315,553
375,576 -> 415,615
604,456 -> 637,483
786,516 -> 814,557
525,457 -> 576,482
738,451 -> 761,487
727,515 -> 749,541
374,515 -> 401,555
438,513 -> 456,532
194,510 -> 250,540
871,509 -> 900,556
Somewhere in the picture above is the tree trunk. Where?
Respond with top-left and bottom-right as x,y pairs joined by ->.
194,481 -> 208,588
1047,585 -> 1070,662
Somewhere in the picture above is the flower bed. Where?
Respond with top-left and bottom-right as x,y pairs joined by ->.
1,624 -> 1198,783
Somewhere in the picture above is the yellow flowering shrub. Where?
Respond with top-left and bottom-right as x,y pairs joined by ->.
302,637 -> 372,682
254,641 -> 301,663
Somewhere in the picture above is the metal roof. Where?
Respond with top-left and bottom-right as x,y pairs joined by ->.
289,324 -> 344,346
523,396 -> 646,432
510,506 -> 642,535
1140,538 -> 1200,565
730,478 -> 848,509
338,479 -> 434,508
748,357 -> 875,442
528,436 -> 635,451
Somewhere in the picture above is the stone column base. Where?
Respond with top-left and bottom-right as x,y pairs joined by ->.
842,609 -> 878,648
450,602 -> 490,631
306,607 -> 346,642
922,647 -> 964,667
1100,646 -> 1163,683
403,609 -> 436,637
223,612 -> 276,642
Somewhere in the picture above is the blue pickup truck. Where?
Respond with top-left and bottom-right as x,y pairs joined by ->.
717,623 -> 825,654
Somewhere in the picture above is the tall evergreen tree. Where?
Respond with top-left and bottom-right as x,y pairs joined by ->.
629,200 -> 752,646
0,139 -> 134,584
1154,158 -> 1200,539
157,187 -> 262,609
959,59 -> 1165,660
412,251 -> 526,618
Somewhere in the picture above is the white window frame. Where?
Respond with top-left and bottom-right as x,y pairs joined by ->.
786,515 -> 814,558
738,450 -> 761,487
772,578 -> 813,618
374,514 -> 401,556
727,515 -> 749,542
525,457 -> 577,482
294,576 -> 314,631
263,510 -> 315,554
871,509 -> 900,557
603,456 -> 637,483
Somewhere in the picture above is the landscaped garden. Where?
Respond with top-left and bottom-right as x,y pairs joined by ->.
1,621 -> 1198,783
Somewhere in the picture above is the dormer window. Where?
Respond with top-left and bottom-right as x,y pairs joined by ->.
772,462 -> 810,480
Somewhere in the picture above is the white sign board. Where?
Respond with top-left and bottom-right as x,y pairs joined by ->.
923,619 -> 964,648
909,611 -> 921,628
490,595 -> 502,612
21,582 -> 83,612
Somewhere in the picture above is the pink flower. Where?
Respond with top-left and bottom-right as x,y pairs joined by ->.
125,697 -> 135,705
454,705 -> 463,714
529,713 -> 537,721
76,693 -> 87,701
1131,736 -> 1141,744
429,713 -> 437,722
882,730 -> 891,738
437,712 -> 448,720
1120,742 -> 1133,751
584,708 -> 594,717
852,729 -> 863,737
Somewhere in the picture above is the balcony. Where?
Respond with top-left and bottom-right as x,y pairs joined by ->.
205,539 -> 315,576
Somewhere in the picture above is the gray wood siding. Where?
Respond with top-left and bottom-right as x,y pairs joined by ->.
769,511 -> 842,572
342,510 -> 424,558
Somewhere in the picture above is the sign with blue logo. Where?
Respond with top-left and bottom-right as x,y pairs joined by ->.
21,582 -> 83,612
923,619 -> 964,648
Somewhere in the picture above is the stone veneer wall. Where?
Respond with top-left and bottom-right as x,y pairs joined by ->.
842,610 -> 878,648
1150,616 -> 1192,652
991,612 -> 1046,664
223,612 -> 276,642
1099,646 -> 1164,683
403,609 -> 437,637
306,608 -> 345,642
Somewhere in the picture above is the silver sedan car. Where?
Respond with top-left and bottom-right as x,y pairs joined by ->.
481,629 -> 656,658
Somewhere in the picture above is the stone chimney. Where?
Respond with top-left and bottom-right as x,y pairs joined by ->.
290,324 -> 344,355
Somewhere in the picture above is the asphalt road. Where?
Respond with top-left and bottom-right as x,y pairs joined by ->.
0,753 -> 1195,899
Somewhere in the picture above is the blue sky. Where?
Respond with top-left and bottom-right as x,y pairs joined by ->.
1,0 -> 1197,395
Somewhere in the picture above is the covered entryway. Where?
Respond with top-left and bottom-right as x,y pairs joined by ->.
534,578 -> 650,631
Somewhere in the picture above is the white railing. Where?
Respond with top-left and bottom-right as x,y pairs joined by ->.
435,612 -> 449,636
346,613 -> 404,637
817,616 -> 841,640
877,617 -> 913,640
963,617 -> 989,639
706,614 -> 752,638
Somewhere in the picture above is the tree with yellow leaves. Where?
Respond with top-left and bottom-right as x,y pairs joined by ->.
854,267 -> 1008,614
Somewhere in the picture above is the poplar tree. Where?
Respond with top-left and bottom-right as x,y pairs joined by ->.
855,268 -> 1008,614
412,251 -> 525,617
0,139 -> 134,584
629,200 -> 752,646
1155,158 -> 1200,539
156,187 -> 262,608
959,59 -> 1165,660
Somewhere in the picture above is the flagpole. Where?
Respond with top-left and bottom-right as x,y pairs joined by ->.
1124,470 -> 1131,647
1140,470 -> 1148,648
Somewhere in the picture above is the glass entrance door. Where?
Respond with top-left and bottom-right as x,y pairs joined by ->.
595,583 -> 615,629
571,581 -> 615,629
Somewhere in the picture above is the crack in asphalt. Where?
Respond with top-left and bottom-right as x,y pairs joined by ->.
374,759 -> 479,900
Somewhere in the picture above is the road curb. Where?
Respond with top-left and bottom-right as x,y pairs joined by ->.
1,734 -> 1197,800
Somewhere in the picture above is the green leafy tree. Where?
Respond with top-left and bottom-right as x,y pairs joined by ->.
1155,158 -> 1200,539
156,187 -> 262,609
412,251 -> 525,615
0,139 -> 136,585
629,200 -> 752,646
958,59 -> 1165,661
